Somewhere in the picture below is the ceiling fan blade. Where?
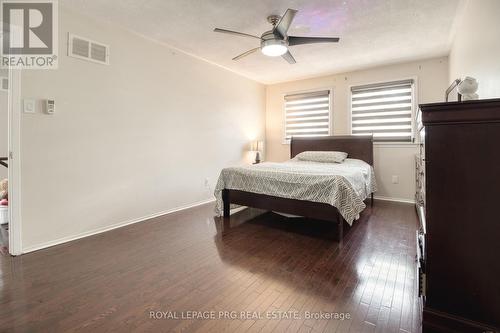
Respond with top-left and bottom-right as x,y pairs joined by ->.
275,8 -> 298,38
232,47 -> 260,61
281,50 -> 296,64
213,28 -> 261,40
288,36 -> 340,46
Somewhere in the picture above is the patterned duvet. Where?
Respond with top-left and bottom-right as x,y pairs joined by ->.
214,158 -> 377,225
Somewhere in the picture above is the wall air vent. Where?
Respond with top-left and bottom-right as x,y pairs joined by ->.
68,33 -> 109,65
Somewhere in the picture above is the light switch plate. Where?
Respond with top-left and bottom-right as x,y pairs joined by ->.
23,99 -> 35,113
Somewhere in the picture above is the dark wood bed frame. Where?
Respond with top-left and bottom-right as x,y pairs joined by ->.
222,135 -> 374,241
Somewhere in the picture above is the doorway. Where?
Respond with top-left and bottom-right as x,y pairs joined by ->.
0,67 -> 21,256
0,68 -> 8,254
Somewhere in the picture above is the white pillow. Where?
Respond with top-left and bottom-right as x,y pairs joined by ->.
296,151 -> 348,163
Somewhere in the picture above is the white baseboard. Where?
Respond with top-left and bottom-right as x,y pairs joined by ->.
373,195 -> 415,204
22,198 -> 216,254
21,195 -> 414,253
230,206 -> 247,214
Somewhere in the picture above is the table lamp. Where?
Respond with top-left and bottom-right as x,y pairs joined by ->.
251,140 -> 263,164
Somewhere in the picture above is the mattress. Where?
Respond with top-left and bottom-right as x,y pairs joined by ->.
214,158 -> 377,225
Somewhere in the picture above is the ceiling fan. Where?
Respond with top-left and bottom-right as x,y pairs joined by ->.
214,8 -> 340,64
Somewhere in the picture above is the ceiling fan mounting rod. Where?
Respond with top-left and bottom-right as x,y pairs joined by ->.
267,15 -> 281,26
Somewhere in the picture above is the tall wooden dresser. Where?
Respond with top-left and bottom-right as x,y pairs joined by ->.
416,99 -> 500,333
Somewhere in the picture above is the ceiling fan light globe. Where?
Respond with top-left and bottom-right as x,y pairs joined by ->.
261,39 -> 288,57
261,44 -> 287,56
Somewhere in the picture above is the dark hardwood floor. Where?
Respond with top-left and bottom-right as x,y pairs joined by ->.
0,200 -> 419,332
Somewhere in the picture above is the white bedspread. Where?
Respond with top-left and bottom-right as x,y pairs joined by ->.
214,158 -> 377,225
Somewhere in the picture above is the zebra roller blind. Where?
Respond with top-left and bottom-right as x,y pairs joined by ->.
284,90 -> 331,142
351,80 -> 414,141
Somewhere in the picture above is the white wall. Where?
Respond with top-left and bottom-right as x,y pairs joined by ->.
20,8 -> 265,251
266,57 -> 449,202
0,69 -> 7,180
449,0 -> 500,99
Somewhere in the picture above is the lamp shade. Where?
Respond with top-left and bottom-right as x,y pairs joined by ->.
250,140 -> 263,151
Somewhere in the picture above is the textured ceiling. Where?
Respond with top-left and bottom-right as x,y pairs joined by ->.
61,0 -> 461,84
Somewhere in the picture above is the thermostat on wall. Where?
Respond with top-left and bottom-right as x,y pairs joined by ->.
45,99 -> 55,114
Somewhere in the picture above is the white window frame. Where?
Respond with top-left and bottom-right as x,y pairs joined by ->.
349,77 -> 418,143
282,88 -> 333,144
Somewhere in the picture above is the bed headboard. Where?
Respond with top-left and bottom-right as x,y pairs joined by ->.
290,135 -> 374,165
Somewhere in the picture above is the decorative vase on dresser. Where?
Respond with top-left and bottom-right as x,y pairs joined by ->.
416,98 -> 500,333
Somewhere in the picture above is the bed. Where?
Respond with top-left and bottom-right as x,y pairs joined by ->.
214,135 -> 376,241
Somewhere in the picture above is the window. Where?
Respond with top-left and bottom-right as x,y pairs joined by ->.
284,90 -> 331,143
351,79 -> 414,142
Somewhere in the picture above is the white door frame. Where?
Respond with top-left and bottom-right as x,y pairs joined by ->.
8,69 -> 22,255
